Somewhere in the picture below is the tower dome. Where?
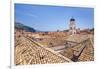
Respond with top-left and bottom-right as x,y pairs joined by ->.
70,18 -> 75,21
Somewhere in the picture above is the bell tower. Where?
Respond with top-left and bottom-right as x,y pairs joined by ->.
69,17 -> 76,35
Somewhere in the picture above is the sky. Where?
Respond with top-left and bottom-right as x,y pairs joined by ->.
15,4 -> 94,31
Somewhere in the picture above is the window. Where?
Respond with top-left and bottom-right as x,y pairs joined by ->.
70,27 -> 72,30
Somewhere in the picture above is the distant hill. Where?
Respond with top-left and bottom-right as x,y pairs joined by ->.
15,22 -> 36,32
